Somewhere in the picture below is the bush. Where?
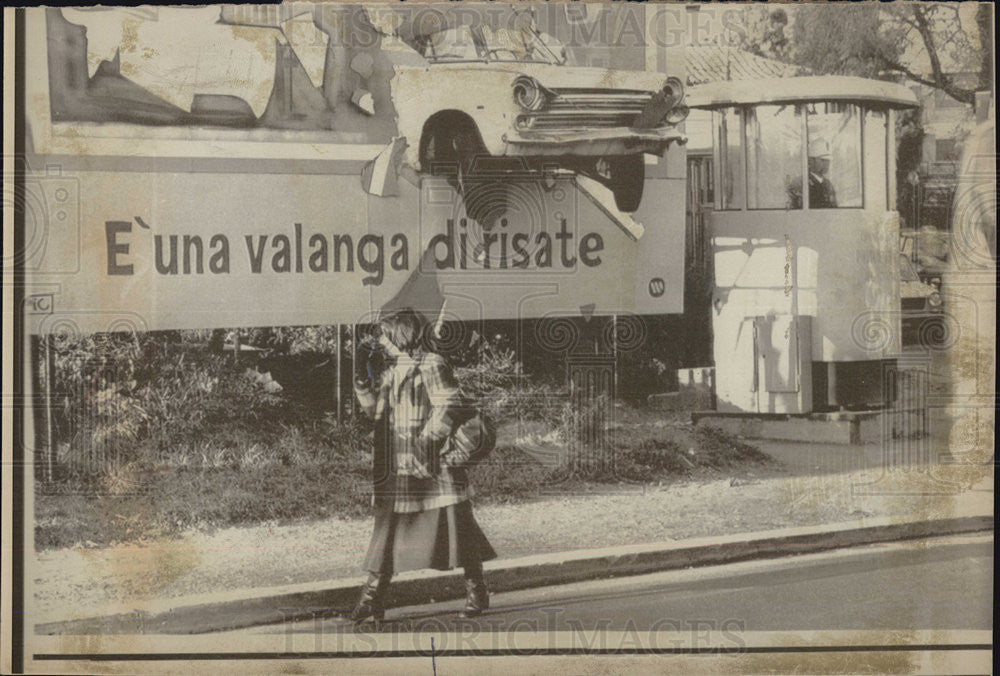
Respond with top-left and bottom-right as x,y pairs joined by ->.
35,325 -> 772,549
44,329 -> 341,477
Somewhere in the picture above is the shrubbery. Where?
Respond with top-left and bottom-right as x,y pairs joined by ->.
35,323 -> 756,548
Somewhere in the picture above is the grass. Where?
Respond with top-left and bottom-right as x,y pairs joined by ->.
35,403 -> 772,550
35,417 -> 372,549
35,333 -> 771,549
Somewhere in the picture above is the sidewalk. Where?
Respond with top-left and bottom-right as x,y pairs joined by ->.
31,438 -> 993,630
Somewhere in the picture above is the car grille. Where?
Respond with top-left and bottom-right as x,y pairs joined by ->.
901,298 -> 927,312
519,89 -> 653,130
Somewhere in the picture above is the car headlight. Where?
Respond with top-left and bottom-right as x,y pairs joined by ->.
928,292 -> 943,308
664,104 -> 689,125
661,76 -> 684,107
513,76 -> 548,112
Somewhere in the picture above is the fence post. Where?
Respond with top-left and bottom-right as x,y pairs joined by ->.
567,314 -> 616,475
335,324 -> 342,425
351,324 -> 358,419
612,314 -> 619,397
44,335 -> 55,483
566,354 -> 616,474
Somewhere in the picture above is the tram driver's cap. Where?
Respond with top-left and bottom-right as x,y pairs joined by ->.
808,139 -> 832,160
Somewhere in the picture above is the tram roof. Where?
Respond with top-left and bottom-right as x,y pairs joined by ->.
686,75 -> 918,110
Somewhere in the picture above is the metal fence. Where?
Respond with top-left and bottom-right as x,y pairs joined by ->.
883,365 -> 930,469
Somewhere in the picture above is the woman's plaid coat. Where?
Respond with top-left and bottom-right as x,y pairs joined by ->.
359,352 -> 473,513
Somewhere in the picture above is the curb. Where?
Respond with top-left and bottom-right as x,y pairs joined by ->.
36,514 -> 992,635
691,409 -> 929,445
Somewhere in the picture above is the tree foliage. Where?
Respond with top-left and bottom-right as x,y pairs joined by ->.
747,3 -> 992,105
741,6 -> 792,63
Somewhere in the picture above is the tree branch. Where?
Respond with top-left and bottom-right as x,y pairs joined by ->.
881,60 -> 942,90
976,3 -> 994,92
907,6 -> 977,104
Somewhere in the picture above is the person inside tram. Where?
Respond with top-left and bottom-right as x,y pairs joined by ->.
808,140 -> 838,208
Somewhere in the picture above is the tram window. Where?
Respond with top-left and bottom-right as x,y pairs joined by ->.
746,104 -> 804,210
805,103 -> 863,208
715,108 -> 744,210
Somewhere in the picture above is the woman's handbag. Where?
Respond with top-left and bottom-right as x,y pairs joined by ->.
441,408 -> 496,470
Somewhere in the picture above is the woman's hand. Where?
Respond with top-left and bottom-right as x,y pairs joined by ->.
440,443 -> 470,468
416,353 -> 464,439
413,434 -> 444,477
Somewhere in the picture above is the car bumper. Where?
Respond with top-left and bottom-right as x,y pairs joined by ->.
502,127 -> 686,157
900,304 -> 945,323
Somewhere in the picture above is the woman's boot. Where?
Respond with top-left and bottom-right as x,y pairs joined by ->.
350,571 -> 390,625
460,562 -> 489,618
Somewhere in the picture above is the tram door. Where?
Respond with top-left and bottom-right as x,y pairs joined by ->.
750,314 -> 813,414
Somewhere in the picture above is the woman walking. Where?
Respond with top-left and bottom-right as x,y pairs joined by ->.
350,308 -> 496,626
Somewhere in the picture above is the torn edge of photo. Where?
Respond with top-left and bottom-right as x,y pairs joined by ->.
3,2 -> 995,675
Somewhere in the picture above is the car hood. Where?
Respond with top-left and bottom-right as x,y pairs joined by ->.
427,62 -> 672,93
900,281 -> 936,299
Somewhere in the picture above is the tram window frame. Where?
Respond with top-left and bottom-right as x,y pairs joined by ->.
864,107 -> 889,212
713,101 -> 877,212
804,102 -> 865,210
744,103 -> 806,211
714,107 -> 746,211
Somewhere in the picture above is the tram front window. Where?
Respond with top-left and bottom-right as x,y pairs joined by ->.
746,104 -> 804,210
713,102 -> 868,211
806,102 -> 863,208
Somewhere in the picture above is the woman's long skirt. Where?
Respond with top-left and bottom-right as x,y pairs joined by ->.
362,500 -> 497,574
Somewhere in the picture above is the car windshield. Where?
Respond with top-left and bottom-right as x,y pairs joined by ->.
420,25 -> 565,64
899,254 -> 921,282
422,26 -> 482,62
479,26 -> 565,64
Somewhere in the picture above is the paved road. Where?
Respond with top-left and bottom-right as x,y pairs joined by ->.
239,534 -> 992,636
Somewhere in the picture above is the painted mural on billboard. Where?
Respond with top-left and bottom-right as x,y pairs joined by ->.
44,4 -> 688,213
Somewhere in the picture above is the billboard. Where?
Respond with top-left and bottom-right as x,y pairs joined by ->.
22,4 -> 687,334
